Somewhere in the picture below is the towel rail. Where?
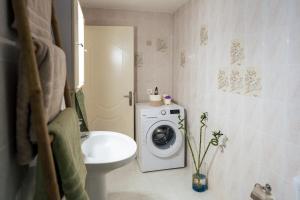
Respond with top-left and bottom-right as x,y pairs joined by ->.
12,0 -> 73,199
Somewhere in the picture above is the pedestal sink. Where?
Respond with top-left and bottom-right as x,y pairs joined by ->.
81,131 -> 137,200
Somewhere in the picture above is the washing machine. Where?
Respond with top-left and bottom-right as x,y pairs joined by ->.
135,103 -> 185,172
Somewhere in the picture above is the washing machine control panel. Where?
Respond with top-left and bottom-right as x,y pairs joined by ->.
160,109 -> 181,116
170,109 -> 180,114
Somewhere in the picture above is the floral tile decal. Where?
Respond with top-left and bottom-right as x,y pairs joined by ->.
180,50 -> 186,67
156,38 -> 168,52
146,40 -> 152,46
217,38 -> 262,97
244,67 -> 262,96
230,67 -> 243,94
217,68 -> 229,91
200,25 -> 208,46
230,40 -> 244,66
135,53 -> 143,68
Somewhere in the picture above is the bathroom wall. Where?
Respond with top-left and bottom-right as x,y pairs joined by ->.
173,0 -> 300,199
0,1 -> 76,199
54,0 -> 75,89
0,0 -> 27,199
83,8 -> 173,102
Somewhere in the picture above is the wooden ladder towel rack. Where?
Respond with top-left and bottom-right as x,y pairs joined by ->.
12,0 -> 72,199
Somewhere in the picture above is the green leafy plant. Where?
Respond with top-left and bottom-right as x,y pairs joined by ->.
178,112 -> 223,175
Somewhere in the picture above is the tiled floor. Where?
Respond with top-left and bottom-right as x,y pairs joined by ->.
106,160 -> 215,200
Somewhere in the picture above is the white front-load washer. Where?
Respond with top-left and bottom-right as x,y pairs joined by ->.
135,103 -> 185,172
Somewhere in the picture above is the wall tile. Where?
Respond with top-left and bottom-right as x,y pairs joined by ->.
0,146 -> 26,200
173,0 -> 300,199
0,40 -> 26,200
287,0 -> 300,42
287,41 -> 300,66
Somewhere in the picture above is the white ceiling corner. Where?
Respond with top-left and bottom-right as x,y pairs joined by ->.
79,0 -> 189,13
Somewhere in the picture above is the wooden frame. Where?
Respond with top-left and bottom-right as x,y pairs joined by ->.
11,0 -> 72,199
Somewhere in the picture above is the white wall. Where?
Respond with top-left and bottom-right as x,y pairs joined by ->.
83,8 -> 173,102
173,0 -> 300,199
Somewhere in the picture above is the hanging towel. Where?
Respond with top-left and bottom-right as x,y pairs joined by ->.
13,0 -> 52,42
35,108 -> 89,200
16,39 -> 66,165
13,0 -> 67,165
75,88 -> 89,132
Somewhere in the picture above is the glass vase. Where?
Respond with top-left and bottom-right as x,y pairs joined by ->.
192,164 -> 208,192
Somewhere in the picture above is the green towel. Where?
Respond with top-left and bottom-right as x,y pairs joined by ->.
35,108 -> 89,200
75,88 -> 89,132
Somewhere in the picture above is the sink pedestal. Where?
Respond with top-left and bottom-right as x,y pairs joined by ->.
86,172 -> 107,200
81,131 -> 137,200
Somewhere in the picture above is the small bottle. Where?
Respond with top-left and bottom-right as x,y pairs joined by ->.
154,87 -> 159,95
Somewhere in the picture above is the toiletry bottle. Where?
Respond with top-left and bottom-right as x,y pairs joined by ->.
154,87 -> 159,95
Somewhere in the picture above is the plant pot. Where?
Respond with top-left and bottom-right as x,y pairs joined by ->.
149,95 -> 162,106
192,173 -> 208,192
163,98 -> 172,105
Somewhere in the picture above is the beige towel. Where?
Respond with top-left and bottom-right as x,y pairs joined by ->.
14,0 -> 67,165
13,0 -> 52,42
16,39 -> 66,165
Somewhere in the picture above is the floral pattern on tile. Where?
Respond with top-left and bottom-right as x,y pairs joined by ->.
230,40 -> 244,66
230,68 -> 243,94
244,68 -> 262,97
156,38 -> 168,52
146,40 -> 152,46
200,25 -> 208,46
135,53 -> 143,68
217,69 -> 229,91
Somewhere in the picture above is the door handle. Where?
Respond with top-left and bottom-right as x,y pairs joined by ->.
123,91 -> 133,106
76,43 -> 84,48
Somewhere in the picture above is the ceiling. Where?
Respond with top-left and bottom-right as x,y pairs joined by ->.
80,0 -> 189,13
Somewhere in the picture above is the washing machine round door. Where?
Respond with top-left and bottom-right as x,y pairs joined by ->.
146,120 -> 183,158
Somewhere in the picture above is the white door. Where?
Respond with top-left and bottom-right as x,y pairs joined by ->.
74,0 -> 85,89
84,26 -> 134,138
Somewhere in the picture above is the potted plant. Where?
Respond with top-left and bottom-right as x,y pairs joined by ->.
178,112 -> 224,192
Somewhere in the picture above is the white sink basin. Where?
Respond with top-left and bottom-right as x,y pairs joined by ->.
81,131 -> 137,171
81,131 -> 137,200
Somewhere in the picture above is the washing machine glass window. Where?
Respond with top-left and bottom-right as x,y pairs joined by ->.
146,120 -> 183,158
152,125 -> 176,149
